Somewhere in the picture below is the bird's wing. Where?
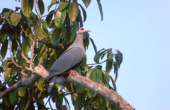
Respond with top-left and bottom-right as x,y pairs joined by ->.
46,47 -> 85,80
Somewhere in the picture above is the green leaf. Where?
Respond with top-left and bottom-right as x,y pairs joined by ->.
1,40 -> 8,59
18,87 -> 26,97
70,21 -> 77,42
4,68 -> 11,81
48,0 -> 59,11
89,38 -> 97,54
79,4 -> 87,22
75,83 -> 84,92
106,59 -> 113,73
74,93 -> 85,110
51,28 -> 61,46
3,95 -> 11,107
41,19 -> 49,36
21,0 -> 34,18
68,3 -> 79,22
97,0 -> 103,21
10,13 -> 21,26
109,75 -> 117,92
114,63 -> 118,82
38,0 -> 45,15
55,9 -> 67,28
37,79 -> 44,92
12,39 -> 18,54
45,10 -> 54,24
89,69 -> 102,83
0,33 -> 8,43
116,50 -> 123,67
19,94 -> 29,110
59,2 -> 69,11
9,90 -> 17,105
21,36 -> 30,56
82,0 -> 91,8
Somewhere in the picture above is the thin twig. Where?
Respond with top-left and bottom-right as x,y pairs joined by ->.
25,88 -> 32,110
49,97 -> 53,110
21,53 -> 30,63
41,10 -> 56,18
45,96 -> 50,106
87,59 -> 107,65
20,25 -> 33,41
9,40 -> 24,69
38,48 -> 48,66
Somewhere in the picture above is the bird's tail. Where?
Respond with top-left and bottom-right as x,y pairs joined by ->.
48,76 -> 56,93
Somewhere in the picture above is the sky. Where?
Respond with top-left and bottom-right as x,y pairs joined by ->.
0,0 -> 170,110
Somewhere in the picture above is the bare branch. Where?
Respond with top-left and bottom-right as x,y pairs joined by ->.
41,10 -> 56,18
87,59 -> 107,65
38,48 -> 48,66
20,25 -> 34,41
25,88 -> 33,110
9,40 -> 24,69
21,53 -> 30,63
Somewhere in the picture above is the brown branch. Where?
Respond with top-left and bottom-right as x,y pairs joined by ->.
20,25 -> 33,41
9,40 -> 24,69
21,53 -> 30,63
41,10 -> 56,18
38,48 -> 48,66
25,88 -> 33,110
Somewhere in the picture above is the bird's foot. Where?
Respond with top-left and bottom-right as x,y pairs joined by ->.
68,70 -> 78,76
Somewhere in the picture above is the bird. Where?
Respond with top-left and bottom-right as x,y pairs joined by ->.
46,27 -> 91,93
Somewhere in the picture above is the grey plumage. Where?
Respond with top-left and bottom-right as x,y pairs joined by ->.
46,27 -> 90,93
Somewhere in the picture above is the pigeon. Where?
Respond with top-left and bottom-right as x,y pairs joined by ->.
46,27 -> 91,93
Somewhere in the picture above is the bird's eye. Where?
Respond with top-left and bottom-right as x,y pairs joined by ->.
80,28 -> 84,30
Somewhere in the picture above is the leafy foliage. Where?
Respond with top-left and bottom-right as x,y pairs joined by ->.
0,0 -> 123,109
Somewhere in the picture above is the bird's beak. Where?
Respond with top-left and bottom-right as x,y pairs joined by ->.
88,30 -> 91,32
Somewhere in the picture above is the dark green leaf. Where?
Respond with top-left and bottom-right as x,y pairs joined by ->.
55,9 -> 67,28
75,83 -> 84,92
0,33 -> 8,43
12,39 -> 18,54
38,0 -> 45,15
68,3 -> 79,22
109,75 -> 117,92
59,2 -> 69,11
106,59 -> 113,73
82,0 -> 91,8
51,28 -> 61,46
114,63 -> 118,82
79,4 -> 87,22
45,10 -> 55,24
89,38 -> 97,54
10,13 -> 21,26
74,93 -> 85,110
70,21 -> 77,42
41,19 -> 49,36
1,40 -> 8,59
89,69 -> 102,83
37,79 -> 44,92
18,87 -> 26,97
3,95 -> 11,107
116,50 -> 123,67
97,0 -> 103,21
21,0 -> 34,18
9,90 -> 17,105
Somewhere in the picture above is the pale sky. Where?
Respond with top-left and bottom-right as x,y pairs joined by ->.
0,0 -> 170,110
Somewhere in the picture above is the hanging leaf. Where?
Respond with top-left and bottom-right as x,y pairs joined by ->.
51,28 -> 61,46
89,69 -> 102,83
18,87 -> 26,97
38,0 -> 45,15
89,38 -> 97,54
82,0 -> 91,8
55,9 -> 67,28
74,94 -> 85,110
97,0 -> 103,21
116,50 -> 123,67
59,2 -> 69,11
114,63 -> 118,82
4,68 -> 11,81
46,10 -> 55,25
3,95 -> 11,107
1,40 -> 8,59
37,79 -> 44,92
41,19 -> 49,36
21,0 -> 34,18
109,75 -> 117,92
10,13 -> 21,26
79,4 -> 87,22
68,3 -> 79,22
12,39 -> 18,54
70,21 -> 77,42
75,83 -> 84,92
9,90 -> 17,105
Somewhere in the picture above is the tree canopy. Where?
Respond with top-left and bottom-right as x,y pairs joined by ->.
0,0 -> 134,110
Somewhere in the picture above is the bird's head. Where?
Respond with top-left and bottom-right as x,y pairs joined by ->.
77,27 -> 91,34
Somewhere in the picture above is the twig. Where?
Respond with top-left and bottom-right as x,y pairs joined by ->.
9,40 -> 24,69
45,96 -> 50,106
87,59 -> 107,65
25,88 -> 32,110
41,10 -> 56,18
34,0 -> 41,19
21,53 -> 30,63
20,25 -> 33,41
38,48 -> 48,66
49,97 -> 53,110
0,66 -> 8,68
63,96 -> 70,110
